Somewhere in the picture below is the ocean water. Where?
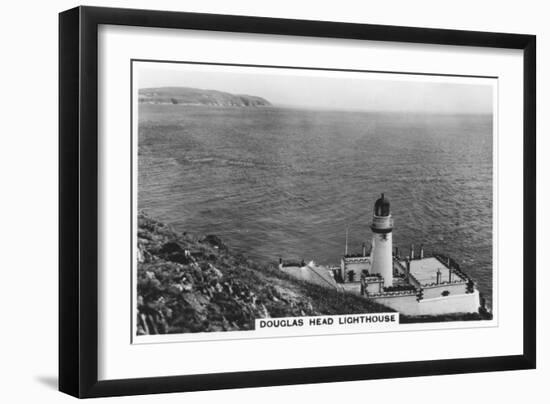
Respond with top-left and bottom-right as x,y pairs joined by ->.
138,104 -> 493,306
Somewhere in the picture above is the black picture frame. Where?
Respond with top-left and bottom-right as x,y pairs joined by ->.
59,5 -> 536,398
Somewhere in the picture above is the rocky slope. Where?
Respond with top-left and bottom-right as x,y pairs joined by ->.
138,87 -> 272,107
136,213 -> 392,335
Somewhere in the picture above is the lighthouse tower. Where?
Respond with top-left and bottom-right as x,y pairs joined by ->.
370,193 -> 394,288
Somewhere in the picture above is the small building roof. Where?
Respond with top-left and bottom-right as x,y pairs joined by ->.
400,257 -> 460,285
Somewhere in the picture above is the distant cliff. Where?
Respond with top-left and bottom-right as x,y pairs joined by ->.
139,87 -> 272,107
136,212 -> 391,335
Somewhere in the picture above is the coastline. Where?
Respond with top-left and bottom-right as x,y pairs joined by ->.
137,212 -> 491,336
136,212 -> 393,335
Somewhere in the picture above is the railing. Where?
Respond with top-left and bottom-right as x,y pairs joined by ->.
394,259 -> 407,273
343,256 -> 370,263
383,284 -> 416,293
369,289 -> 417,298
433,253 -> 475,283
371,215 -> 393,228
344,253 -> 368,258
422,279 -> 467,288
407,272 -> 421,286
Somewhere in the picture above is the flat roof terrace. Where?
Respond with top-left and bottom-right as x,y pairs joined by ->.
400,257 -> 462,285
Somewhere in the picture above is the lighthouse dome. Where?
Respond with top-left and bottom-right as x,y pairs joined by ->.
374,193 -> 390,216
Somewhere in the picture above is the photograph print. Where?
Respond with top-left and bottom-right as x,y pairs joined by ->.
133,60 -> 495,342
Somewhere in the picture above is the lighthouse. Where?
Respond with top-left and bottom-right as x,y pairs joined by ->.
370,193 -> 394,288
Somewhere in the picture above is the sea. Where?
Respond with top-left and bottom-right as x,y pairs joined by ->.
138,104 -> 493,307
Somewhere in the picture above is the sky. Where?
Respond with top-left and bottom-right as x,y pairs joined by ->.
137,62 -> 494,114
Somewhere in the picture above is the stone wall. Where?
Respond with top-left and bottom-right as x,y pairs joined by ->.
371,290 -> 480,316
416,290 -> 480,315
340,279 -> 383,296
370,294 -> 419,314
280,264 -> 341,291
340,257 -> 371,282
421,282 -> 468,299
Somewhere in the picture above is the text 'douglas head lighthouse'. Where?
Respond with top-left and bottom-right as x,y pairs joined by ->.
370,193 -> 393,287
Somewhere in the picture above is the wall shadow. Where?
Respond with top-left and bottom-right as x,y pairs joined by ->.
35,375 -> 58,390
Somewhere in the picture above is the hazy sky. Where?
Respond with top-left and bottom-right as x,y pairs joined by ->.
137,63 -> 494,114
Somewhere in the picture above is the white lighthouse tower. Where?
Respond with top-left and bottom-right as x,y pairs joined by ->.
370,193 -> 394,288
